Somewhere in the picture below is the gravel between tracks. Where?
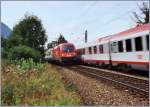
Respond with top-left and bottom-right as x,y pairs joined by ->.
56,66 -> 148,106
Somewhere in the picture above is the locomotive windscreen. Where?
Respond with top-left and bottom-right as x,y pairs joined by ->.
62,45 -> 74,52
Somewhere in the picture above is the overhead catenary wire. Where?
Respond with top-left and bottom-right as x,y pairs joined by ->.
67,2 -> 145,44
71,7 -> 138,44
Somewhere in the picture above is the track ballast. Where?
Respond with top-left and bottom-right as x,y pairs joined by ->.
66,65 -> 149,98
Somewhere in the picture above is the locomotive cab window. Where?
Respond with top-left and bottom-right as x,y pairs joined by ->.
63,45 -> 74,52
146,35 -> 149,50
99,45 -> 103,53
135,36 -> 143,51
93,46 -> 97,54
125,39 -> 132,52
118,41 -> 123,52
89,47 -> 92,54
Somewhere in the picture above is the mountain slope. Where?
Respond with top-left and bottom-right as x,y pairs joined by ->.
1,22 -> 11,38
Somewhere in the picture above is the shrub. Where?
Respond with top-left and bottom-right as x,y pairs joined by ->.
1,63 -> 81,105
7,58 -> 44,73
2,82 -> 16,105
1,47 -> 9,58
8,45 -> 41,62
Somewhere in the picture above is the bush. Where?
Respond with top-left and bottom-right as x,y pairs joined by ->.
1,48 -> 9,58
2,82 -> 16,105
15,58 -> 44,72
8,45 -> 41,62
2,63 -> 80,105
1,37 -> 9,58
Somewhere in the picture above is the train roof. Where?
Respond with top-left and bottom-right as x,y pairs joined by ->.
108,23 -> 149,41
77,23 -> 149,49
53,42 -> 75,49
58,43 -> 74,46
97,23 -> 149,41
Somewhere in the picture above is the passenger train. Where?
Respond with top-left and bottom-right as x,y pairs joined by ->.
45,43 -> 77,63
77,24 -> 149,71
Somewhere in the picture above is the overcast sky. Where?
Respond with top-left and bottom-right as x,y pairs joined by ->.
1,1 -> 149,48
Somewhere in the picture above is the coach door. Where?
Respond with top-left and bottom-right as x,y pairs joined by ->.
108,41 -> 112,65
111,41 -> 118,53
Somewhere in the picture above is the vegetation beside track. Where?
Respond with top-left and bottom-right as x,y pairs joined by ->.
2,59 -> 81,106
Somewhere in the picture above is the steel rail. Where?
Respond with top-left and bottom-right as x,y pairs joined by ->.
79,65 -> 149,81
68,66 -> 149,96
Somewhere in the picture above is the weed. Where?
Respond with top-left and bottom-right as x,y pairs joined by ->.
2,82 -> 16,105
64,83 -> 76,92
2,61 -> 80,106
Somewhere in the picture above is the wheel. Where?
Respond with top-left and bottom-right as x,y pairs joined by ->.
118,64 -> 131,72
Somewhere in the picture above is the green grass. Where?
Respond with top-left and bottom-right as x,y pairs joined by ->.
2,59 -> 80,106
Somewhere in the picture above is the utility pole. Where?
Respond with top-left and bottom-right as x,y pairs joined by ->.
85,30 -> 88,43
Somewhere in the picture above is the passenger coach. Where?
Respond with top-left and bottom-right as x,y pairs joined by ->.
77,24 -> 149,71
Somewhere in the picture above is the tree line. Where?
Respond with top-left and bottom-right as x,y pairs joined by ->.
1,13 -> 68,62
2,14 -> 47,62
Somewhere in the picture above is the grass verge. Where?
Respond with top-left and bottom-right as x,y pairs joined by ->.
1,59 -> 80,106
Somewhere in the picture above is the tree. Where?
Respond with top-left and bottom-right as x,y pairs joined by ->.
131,2 -> 149,26
9,14 -> 47,59
7,34 -> 22,48
47,43 -> 53,49
8,45 -> 41,62
47,34 -> 67,49
57,33 -> 67,44
1,37 -> 8,48
1,37 -> 9,58
47,41 -> 58,49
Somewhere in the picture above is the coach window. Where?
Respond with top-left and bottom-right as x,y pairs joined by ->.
94,46 -> 97,54
79,49 -> 81,55
81,49 -> 83,55
146,35 -> 149,50
125,39 -> 132,52
89,47 -> 92,54
77,50 -> 79,55
135,36 -> 143,51
79,50 -> 81,55
118,41 -> 123,52
79,49 -> 80,55
99,45 -> 103,53
82,48 -> 83,55
80,49 -> 82,55
83,48 -> 85,55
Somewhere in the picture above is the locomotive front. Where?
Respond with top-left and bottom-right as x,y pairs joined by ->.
60,43 -> 77,62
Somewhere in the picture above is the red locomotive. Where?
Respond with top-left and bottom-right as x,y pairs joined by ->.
45,43 -> 77,63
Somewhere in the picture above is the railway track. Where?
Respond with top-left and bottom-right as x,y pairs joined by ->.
66,65 -> 149,97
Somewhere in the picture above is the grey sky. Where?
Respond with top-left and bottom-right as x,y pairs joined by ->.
1,1 -> 149,48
